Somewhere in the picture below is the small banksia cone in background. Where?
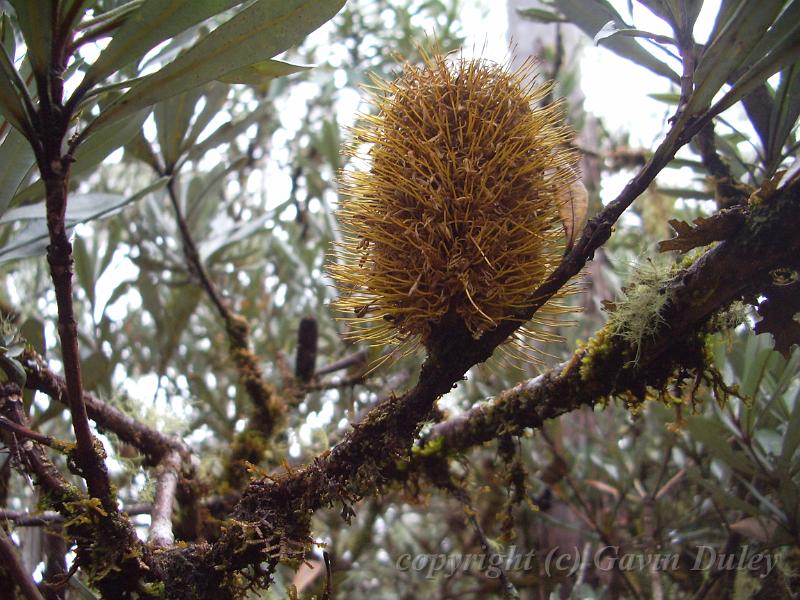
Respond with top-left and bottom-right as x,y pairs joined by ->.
330,50 -> 582,357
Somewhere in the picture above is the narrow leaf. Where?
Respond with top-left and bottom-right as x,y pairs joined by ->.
216,59 -> 314,85
516,8 -> 567,23
8,0 -> 52,77
767,64 -> 800,168
551,0 -> 679,83
84,0 -> 346,136
688,0 -> 784,114
594,21 -> 676,46
0,42 -> 33,137
82,0 -> 246,87
0,127 -> 35,217
0,179 -> 168,264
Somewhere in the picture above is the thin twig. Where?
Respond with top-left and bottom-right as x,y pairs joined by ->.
0,415 -> 57,447
23,351 -> 191,465
149,451 -> 183,547
540,429 -> 644,600
164,176 -> 285,441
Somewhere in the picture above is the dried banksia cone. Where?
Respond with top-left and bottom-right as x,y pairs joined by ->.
330,51 -> 581,356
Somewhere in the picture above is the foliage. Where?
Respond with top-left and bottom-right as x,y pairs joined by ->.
0,0 -> 797,598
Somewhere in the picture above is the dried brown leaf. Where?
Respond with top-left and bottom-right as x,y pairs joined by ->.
657,208 -> 745,254
558,178 -> 589,252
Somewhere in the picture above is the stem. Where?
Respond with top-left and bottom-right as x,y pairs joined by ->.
33,11 -> 112,504
0,528 -> 45,600
149,451 -> 182,547
41,155 -> 111,504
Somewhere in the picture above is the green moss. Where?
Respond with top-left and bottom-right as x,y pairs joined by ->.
606,258 -> 675,365
412,435 -> 445,457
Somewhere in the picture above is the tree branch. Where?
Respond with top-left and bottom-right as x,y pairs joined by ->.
139,89 -> 737,599
0,527 -> 45,600
23,351 -> 191,466
423,181 -> 799,454
163,176 -> 285,486
149,451 -> 183,547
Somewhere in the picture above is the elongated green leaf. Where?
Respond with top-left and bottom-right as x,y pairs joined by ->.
0,178 -> 168,264
767,64 -> 800,167
178,101 -> 273,168
216,59 -> 314,85
82,0 -> 245,88
60,0 -> 96,30
594,21 -> 676,46
73,234 -> 96,309
1,13 -> 16,59
180,82 -> 229,154
704,0 -> 745,45
709,36 -> 800,122
85,0 -> 346,135
8,0 -> 52,77
780,382 -> 800,471
201,214 -> 271,262
516,8 -> 567,23
688,0 -> 784,114
0,127 -> 35,217
154,87 -> 204,169
551,0 -> 679,83
10,109 -> 150,207
731,0 -> 800,82
686,417 -> 759,477
0,41 -> 33,137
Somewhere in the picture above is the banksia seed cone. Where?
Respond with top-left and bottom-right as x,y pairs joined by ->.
330,51 -> 580,354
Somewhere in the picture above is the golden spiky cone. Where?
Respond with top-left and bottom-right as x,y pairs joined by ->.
329,50 -> 581,357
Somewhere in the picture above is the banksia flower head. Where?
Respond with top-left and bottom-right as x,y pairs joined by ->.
330,50 -> 581,357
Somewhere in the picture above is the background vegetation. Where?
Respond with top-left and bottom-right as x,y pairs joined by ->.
0,0 -> 798,598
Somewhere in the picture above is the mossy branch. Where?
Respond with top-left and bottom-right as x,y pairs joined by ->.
135,107 -> 800,600
164,176 -> 285,488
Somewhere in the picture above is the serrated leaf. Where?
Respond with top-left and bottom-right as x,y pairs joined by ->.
657,208 -> 746,253
84,0 -> 346,136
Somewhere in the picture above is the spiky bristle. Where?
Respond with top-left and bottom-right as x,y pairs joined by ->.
330,51 -> 580,355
